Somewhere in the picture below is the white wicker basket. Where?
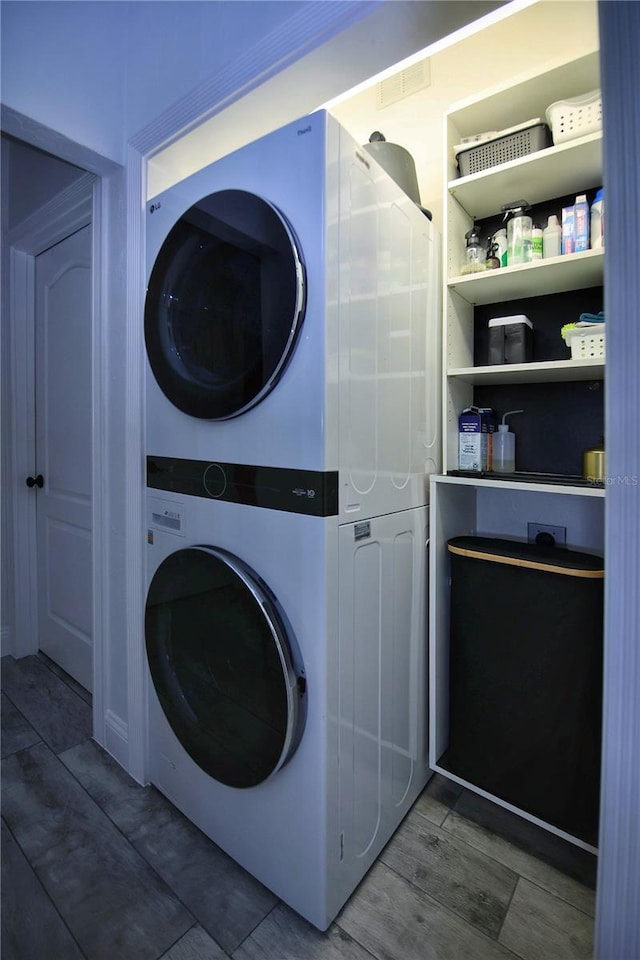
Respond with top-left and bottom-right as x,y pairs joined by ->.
565,323 -> 605,360
546,89 -> 602,145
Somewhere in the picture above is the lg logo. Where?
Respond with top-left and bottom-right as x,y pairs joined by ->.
149,201 -> 162,214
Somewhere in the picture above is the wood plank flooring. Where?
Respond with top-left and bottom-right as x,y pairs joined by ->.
1,654 -> 596,960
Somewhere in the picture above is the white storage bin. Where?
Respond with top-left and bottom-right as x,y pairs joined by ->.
565,323 -> 605,360
546,90 -> 602,145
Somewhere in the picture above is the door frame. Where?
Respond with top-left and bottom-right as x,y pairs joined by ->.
6,172 -> 105,735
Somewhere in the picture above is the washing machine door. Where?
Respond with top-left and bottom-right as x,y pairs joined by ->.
145,546 -> 306,788
145,189 -> 305,420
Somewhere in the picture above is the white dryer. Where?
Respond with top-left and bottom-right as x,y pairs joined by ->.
144,109 -> 440,523
143,110 -> 440,931
145,482 -> 429,931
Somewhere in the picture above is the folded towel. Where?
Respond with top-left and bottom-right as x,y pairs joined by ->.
579,311 -> 605,324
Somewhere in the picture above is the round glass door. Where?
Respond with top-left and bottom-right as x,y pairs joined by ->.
145,547 -> 305,788
145,189 -> 305,420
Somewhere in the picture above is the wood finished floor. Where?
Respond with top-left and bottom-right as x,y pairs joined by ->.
1,654 -> 597,960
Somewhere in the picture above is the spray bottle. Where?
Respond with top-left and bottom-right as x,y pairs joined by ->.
493,409 -> 524,472
461,223 -> 486,274
501,201 -> 533,265
492,227 -> 508,268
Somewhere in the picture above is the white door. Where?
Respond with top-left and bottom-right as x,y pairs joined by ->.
33,224 -> 93,691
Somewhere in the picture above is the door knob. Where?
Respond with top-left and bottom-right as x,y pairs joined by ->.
26,474 -> 44,488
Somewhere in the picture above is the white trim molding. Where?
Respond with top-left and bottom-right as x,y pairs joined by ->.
6,244 -> 37,658
123,142 -> 148,785
89,176 -> 107,750
103,709 -> 130,773
1,105 -> 120,178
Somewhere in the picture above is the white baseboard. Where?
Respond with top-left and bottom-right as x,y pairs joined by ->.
102,709 -> 131,774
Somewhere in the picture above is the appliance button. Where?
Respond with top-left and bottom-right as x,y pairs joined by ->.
203,463 -> 227,499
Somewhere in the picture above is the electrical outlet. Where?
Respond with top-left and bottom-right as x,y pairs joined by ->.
527,522 -> 566,546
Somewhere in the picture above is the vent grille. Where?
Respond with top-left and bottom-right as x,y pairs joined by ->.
376,60 -> 430,109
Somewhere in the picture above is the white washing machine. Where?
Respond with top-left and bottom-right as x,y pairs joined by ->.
143,109 -> 440,930
145,485 -> 429,931
144,109 -> 440,524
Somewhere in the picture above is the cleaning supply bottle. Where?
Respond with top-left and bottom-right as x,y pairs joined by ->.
543,214 -> 562,258
531,225 -> 544,260
492,228 -> 508,267
590,188 -> 604,248
501,201 -> 533,265
485,237 -> 500,269
574,194 -> 590,252
493,409 -> 523,472
461,223 -> 486,274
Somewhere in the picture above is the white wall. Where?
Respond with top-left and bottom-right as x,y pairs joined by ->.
0,0 -> 308,163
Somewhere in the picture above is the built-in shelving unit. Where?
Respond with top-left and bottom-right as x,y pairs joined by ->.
442,49 -> 604,475
430,48 -> 605,850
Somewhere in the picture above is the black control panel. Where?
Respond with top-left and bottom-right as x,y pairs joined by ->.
147,456 -> 339,517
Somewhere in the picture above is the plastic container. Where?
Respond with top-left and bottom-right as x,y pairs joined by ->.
562,206 -> 575,255
574,194 -> 590,252
531,226 -> 543,260
545,89 -> 602,145
492,228 -> 508,267
455,121 -> 552,176
503,202 -> 533,265
492,409 -> 523,472
543,214 -> 562,258
564,323 -> 606,359
488,315 -> 533,364
591,188 -> 604,249
461,224 -> 486,274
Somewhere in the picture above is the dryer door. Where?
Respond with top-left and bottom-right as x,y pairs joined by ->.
145,546 -> 306,788
145,189 -> 305,420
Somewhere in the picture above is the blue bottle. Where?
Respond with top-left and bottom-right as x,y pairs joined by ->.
574,194 -> 590,252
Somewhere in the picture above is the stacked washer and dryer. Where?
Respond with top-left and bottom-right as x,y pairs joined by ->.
143,110 -> 441,931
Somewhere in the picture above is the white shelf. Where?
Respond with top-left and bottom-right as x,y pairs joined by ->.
432,473 -> 605,498
447,51 -> 600,140
447,358 -> 604,385
449,132 -> 603,220
448,249 -> 604,305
